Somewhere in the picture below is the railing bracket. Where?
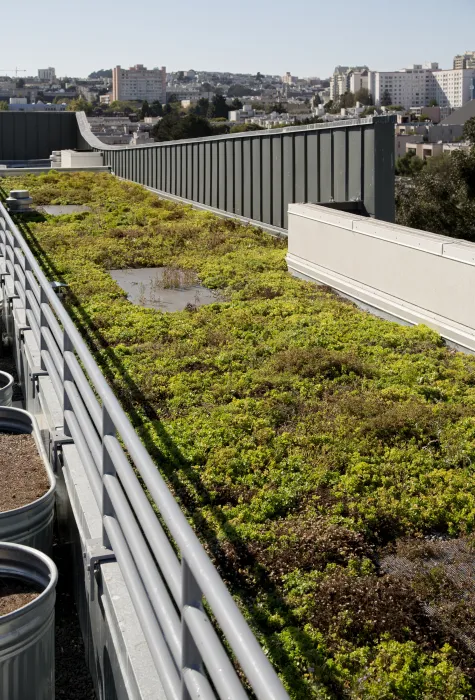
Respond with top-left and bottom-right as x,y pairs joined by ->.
84,538 -> 115,601
51,431 -> 74,472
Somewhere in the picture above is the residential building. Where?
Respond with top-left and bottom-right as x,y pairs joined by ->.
282,72 -> 297,85
38,67 -> 56,81
112,65 -> 166,103
99,93 -> 112,105
349,70 -> 369,94
368,64 -> 475,111
330,66 -> 369,101
453,52 -> 475,70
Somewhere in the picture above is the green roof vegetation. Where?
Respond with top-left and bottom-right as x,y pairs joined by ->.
4,171 -> 475,698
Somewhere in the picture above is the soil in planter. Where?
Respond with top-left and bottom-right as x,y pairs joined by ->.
0,577 -> 40,615
0,434 -> 50,511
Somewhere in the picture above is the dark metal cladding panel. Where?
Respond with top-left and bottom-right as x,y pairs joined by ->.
165,146 -> 173,194
198,142 -> 205,203
175,145 -> 181,196
13,112 -> 26,161
141,149 -> 145,184
294,133 -> 307,204
192,143 -> 199,201
333,129 -> 347,202
185,145 -> 192,199
157,147 -> 163,190
282,134 -> 294,228
211,141 -> 219,209
261,137 -> 272,224
307,131 -> 320,204
204,142 -> 212,206
225,141 -> 234,212
252,137 -> 261,222
272,135 -> 283,228
363,127 -> 375,217
348,127 -> 363,203
218,141 -> 226,211
373,120 -> 395,222
319,130 -> 333,203
234,140 -> 243,216
242,139 -> 252,219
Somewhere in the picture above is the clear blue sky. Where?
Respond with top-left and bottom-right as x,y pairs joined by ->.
3,0 -> 475,79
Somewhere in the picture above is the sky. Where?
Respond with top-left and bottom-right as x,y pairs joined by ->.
2,0 -> 475,79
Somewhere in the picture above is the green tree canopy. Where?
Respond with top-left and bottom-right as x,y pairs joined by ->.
355,87 -> 373,106
396,147 -> 475,239
0,101 -> 8,111
208,93 -> 228,119
66,98 -> 93,115
229,123 -> 264,133
152,113 -> 214,142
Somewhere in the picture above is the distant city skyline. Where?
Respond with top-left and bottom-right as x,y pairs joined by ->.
2,0 -> 474,79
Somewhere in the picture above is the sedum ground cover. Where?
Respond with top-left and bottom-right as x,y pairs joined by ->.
4,171 -> 475,698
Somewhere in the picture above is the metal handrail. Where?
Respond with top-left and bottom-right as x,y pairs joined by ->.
0,199 -> 290,700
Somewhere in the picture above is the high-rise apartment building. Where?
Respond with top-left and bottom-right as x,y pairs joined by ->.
454,52 -> 475,70
330,66 -> 369,100
368,64 -> 475,111
38,67 -> 56,81
112,65 -> 167,103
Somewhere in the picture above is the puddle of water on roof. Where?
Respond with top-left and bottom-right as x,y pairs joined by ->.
40,205 -> 92,216
109,267 -> 220,312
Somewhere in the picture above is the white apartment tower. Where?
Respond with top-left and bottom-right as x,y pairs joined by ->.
112,65 -> 167,103
38,67 -> 56,81
368,64 -> 475,111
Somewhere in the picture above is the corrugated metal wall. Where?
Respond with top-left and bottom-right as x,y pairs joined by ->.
0,112 -> 395,223
92,117 -> 395,224
0,112 -> 78,160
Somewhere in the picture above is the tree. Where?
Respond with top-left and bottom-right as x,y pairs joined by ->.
16,78 -> 25,88
231,98 -> 243,110
167,93 -> 179,105
176,71 -> 185,82
354,87 -> 373,106
395,151 -> 427,177
152,113 -> 214,142
150,101 -> 163,117
269,102 -> 285,114
339,91 -> 356,109
463,116 -> 475,145
140,101 -> 151,119
429,99 -> 439,107
228,84 -> 258,98
191,97 -> 209,117
66,98 -> 93,115
381,90 -> 392,106
208,93 -> 228,119
230,123 -> 264,133
0,101 -> 8,111
88,69 -> 112,79
396,145 -> 475,240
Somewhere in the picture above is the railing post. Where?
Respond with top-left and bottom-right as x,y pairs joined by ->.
39,286 -> 47,371
102,405 -> 116,549
181,558 -> 203,700
63,329 -> 73,436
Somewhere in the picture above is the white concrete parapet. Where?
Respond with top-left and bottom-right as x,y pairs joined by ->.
287,203 -> 475,353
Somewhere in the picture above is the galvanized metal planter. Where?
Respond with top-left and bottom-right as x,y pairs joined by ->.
0,407 -> 55,552
0,542 -> 57,700
0,371 -> 13,407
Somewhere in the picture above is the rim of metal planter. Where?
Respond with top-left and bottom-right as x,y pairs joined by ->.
0,542 -> 58,623
0,407 -> 56,551
0,371 -> 13,392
